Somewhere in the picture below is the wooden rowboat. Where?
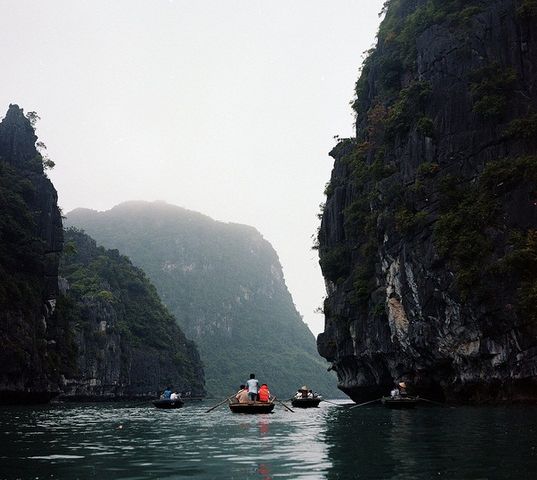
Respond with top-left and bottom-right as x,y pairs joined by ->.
381,396 -> 419,409
153,398 -> 184,409
291,397 -> 322,408
229,401 -> 275,414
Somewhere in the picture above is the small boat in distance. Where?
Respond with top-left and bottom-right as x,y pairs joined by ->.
153,398 -> 184,409
291,396 -> 322,408
228,401 -> 275,414
291,385 -> 322,408
381,396 -> 419,409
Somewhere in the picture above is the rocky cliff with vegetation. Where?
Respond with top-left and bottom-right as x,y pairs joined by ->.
67,201 -> 338,397
58,228 -> 205,399
0,105 -> 66,403
0,105 -> 205,403
317,0 -> 537,402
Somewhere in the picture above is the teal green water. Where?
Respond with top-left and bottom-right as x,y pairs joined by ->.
1,401 -> 537,479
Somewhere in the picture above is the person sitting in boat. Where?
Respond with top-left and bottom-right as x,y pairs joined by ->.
246,373 -> 259,402
398,382 -> 408,397
390,387 -> 400,398
235,385 -> 249,403
258,384 -> 271,403
161,386 -> 172,399
307,390 -> 314,398
170,391 -> 180,400
295,386 -> 309,399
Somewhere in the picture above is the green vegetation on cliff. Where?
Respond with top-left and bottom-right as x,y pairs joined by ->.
67,201 -> 339,397
317,0 -> 537,402
0,105 -> 67,400
59,228 -> 205,396
321,0 -> 536,315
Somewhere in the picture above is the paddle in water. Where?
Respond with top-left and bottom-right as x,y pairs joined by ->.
349,398 -> 382,409
205,395 -> 236,413
273,397 -> 294,413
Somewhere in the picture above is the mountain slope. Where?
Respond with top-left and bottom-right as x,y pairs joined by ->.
58,228 -> 205,398
67,201 -> 338,397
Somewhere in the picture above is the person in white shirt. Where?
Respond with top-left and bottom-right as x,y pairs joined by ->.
170,392 -> 179,400
246,373 -> 259,401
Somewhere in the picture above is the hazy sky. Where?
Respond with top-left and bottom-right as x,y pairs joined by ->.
1,0 -> 384,336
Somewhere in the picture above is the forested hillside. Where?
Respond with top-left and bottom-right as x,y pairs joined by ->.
67,201 -> 339,397
58,228 -> 205,398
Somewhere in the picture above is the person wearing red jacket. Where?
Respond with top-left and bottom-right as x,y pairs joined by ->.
258,384 -> 271,403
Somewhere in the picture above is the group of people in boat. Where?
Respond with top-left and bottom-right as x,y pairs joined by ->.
389,381 -> 408,398
160,386 -> 181,400
235,373 -> 272,403
293,386 -> 318,399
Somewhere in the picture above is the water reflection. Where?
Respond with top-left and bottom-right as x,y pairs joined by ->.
0,402 -> 332,479
324,404 -> 537,480
2,402 -> 537,479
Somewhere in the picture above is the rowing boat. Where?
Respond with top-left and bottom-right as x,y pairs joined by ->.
381,396 -> 419,409
153,398 -> 184,409
291,397 -> 322,408
228,401 -> 275,414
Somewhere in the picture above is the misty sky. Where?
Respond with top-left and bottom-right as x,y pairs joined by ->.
1,0 -> 384,336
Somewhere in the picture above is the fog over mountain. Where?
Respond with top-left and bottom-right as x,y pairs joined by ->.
67,201 -> 340,397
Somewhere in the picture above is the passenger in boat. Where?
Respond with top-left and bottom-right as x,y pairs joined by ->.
390,387 -> 400,398
161,386 -> 172,399
170,391 -> 180,400
307,390 -> 314,398
295,386 -> 309,399
235,385 -> 249,403
246,373 -> 259,402
258,384 -> 271,402
398,382 -> 408,397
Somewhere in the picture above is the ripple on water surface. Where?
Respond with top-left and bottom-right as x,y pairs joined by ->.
1,401 -> 537,479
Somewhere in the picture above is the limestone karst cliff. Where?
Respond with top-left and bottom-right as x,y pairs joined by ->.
58,228 -> 205,399
0,105 -> 206,402
317,0 -> 537,402
0,105 -> 65,402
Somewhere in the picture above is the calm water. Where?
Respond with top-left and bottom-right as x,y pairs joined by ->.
1,400 -> 537,479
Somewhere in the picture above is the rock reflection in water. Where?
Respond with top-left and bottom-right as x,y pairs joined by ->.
324,404 -> 537,479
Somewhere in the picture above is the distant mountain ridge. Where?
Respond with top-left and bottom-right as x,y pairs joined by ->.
67,201 -> 339,397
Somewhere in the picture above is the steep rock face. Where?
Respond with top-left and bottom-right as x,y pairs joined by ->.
66,201 -> 339,397
318,0 -> 537,402
58,229 -> 205,399
0,105 -> 65,403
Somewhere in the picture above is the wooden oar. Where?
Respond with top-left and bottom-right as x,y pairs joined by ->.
205,395 -> 235,413
273,397 -> 294,413
418,397 -> 449,407
321,399 -> 343,407
349,397 -> 382,409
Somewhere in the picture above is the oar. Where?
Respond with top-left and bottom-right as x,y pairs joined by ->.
349,398 -> 382,409
205,395 -> 235,413
273,397 -> 294,413
321,399 -> 343,407
418,397 -> 449,407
